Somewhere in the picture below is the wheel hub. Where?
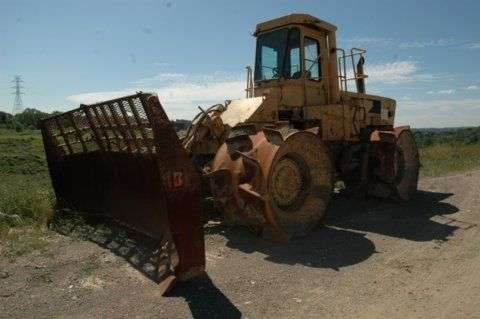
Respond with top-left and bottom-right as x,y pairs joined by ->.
271,156 -> 306,208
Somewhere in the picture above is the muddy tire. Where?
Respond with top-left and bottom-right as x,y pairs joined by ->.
393,129 -> 420,201
266,131 -> 334,238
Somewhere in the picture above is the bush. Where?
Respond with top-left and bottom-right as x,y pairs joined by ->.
13,108 -> 52,129
1,108 -> 61,130
0,227 -> 50,260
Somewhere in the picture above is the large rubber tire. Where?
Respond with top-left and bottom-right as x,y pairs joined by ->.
266,131 -> 334,238
393,129 -> 420,201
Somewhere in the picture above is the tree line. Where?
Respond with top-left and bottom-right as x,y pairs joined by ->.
1,108 -> 478,148
0,108 -> 193,132
413,127 -> 480,147
0,109 -> 61,130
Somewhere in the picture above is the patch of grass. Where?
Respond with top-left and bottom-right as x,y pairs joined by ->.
0,226 -> 50,260
0,128 -> 53,260
0,175 -> 53,259
419,143 -> 480,177
0,128 -> 47,175
0,174 -> 53,226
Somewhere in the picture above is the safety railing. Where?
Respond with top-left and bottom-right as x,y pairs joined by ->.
245,65 -> 254,98
337,48 -> 368,93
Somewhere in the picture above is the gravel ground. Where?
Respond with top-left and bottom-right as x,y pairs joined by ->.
1,171 -> 479,318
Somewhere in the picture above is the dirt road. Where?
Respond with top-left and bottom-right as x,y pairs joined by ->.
1,171 -> 479,318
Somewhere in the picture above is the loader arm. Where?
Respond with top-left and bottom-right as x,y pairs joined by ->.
41,92 -> 205,292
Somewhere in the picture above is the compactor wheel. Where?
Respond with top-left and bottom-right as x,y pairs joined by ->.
393,129 -> 420,201
265,131 -> 334,239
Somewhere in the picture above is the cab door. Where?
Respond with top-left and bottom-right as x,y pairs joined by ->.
302,29 -> 329,106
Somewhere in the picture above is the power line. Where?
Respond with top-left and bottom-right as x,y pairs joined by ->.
11,75 -> 25,114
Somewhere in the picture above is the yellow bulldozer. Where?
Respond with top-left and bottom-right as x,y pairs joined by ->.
41,14 -> 419,292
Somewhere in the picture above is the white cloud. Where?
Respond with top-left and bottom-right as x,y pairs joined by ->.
466,85 -> 479,91
366,61 -> 416,84
66,73 -> 246,120
346,37 -> 389,43
400,98 -> 480,110
396,98 -> 480,128
397,39 -> 455,49
342,37 -> 393,46
342,37 -> 457,49
427,89 -> 455,95
438,89 -> 455,95
465,42 -> 480,49
364,61 -> 437,84
129,73 -> 186,86
67,91 -> 138,105
343,37 -> 480,52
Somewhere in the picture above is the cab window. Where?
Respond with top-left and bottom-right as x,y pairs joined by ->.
254,28 -> 301,81
304,37 -> 321,80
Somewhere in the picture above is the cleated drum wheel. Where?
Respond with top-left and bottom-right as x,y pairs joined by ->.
392,128 -> 420,201
266,131 -> 334,238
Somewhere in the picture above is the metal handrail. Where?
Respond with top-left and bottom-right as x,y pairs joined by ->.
245,66 -> 254,98
336,48 -> 348,91
336,47 -> 368,93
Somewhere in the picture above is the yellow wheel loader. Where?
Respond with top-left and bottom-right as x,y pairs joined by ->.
41,14 -> 419,293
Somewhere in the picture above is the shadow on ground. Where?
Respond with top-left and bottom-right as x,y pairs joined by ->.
51,213 -> 164,282
50,213 -> 242,319
206,223 -> 376,271
206,190 -> 460,270
165,275 -> 241,319
327,190 -> 460,242
50,189 -> 458,318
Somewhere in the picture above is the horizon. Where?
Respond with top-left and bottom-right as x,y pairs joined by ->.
1,0 -> 480,128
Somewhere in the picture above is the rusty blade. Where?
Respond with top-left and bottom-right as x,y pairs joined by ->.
41,92 -> 205,291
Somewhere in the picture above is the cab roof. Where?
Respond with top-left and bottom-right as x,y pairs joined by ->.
254,13 -> 337,35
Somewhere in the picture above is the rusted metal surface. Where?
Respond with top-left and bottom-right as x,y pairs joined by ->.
392,127 -> 419,200
41,92 -> 205,291
208,125 -> 333,241
367,126 -> 419,201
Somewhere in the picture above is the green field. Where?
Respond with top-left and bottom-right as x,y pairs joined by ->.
419,143 -> 480,177
414,127 -> 480,176
0,126 -> 479,259
0,128 -> 53,259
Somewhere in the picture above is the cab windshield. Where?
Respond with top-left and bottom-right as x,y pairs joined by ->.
254,27 -> 301,82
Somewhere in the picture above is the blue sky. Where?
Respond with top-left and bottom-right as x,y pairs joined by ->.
1,0 -> 480,127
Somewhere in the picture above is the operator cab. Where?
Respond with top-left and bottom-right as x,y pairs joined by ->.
251,14 -> 339,108
248,14 -> 367,109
